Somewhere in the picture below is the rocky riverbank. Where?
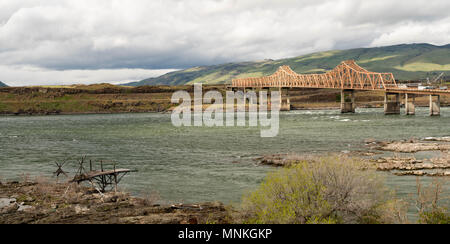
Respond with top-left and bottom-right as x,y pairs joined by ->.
256,137 -> 450,177
374,156 -> 449,171
366,137 -> 450,176
0,180 -> 231,224
365,138 -> 450,153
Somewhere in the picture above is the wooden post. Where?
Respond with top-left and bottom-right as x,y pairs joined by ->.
113,163 -> 118,192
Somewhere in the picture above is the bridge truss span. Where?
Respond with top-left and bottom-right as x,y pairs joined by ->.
232,60 -> 398,90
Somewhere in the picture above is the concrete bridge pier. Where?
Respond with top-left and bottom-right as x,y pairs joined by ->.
384,93 -> 400,115
260,87 -> 271,104
279,88 -> 291,111
430,95 -> 440,116
405,94 -> 415,115
244,87 -> 258,105
341,89 -> 355,113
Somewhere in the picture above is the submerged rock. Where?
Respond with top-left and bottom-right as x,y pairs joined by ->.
423,137 -> 450,142
394,171 -> 450,177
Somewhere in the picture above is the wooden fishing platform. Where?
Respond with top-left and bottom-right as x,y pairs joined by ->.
71,169 -> 135,183
71,168 -> 137,192
69,157 -> 137,192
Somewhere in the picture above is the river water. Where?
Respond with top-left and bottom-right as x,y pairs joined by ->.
0,108 -> 449,210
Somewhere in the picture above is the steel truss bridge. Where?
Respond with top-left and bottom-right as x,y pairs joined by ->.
231,60 -> 448,115
232,60 -> 449,96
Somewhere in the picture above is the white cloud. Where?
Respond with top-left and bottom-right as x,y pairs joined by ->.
0,0 -> 449,86
0,65 -> 176,86
370,18 -> 450,47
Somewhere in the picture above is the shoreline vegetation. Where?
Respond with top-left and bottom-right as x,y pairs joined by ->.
1,84 -> 449,116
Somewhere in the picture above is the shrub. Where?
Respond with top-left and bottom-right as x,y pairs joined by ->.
415,178 -> 449,224
420,211 -> 450,224
241,156 -> 406,224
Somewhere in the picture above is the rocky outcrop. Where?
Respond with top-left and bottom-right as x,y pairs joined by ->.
363,137 -> 450,177
374,157 -> 450,171
380,142 -> 450,153
0,197 -> 34,214
365,137 -> 450,153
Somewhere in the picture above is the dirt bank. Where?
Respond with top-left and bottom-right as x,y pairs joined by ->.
0,180 -> 231,224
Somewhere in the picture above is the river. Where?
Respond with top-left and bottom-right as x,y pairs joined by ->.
0,107 -> 448,210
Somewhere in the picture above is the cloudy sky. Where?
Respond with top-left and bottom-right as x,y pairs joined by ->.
1,0 -> 449,86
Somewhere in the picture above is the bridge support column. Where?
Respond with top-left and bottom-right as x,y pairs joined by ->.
341,90 -> 355,113
249,88 -> 257,105
384,93 -> 400,115
259,87 -> 272,108
405,94 -> 415,115
430,95 -> 440,116
280,88 -> 291,111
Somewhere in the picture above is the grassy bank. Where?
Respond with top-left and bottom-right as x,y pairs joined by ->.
0,84 -> 180,115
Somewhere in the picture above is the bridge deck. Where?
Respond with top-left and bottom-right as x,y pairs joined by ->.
386,88 -> 449,95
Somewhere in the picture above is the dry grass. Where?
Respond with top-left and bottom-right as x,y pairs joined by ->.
138,190 -> 161,207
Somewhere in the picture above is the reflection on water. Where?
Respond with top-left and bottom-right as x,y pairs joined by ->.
0,108 -> 448,210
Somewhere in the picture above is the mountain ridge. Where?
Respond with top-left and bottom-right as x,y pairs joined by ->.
129,43 -> 450,86
0,81 -> 8,87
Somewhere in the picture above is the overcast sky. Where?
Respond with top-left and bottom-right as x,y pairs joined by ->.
1,0 -> 449,86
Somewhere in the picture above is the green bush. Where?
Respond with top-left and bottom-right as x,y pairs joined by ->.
241,156 -> 406,224
419,211 -> 450,224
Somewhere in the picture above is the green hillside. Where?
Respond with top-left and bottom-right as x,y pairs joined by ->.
131,43 -> 450,86
0,81 -> 8,87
